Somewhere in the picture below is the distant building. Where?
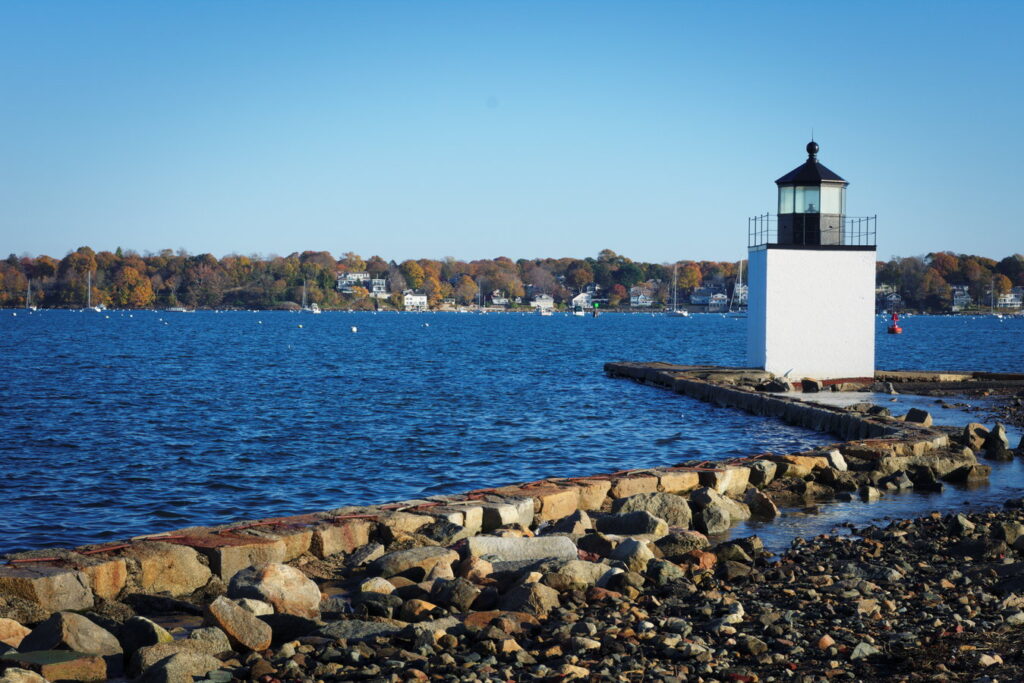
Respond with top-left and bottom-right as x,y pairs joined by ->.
951,286 -> 973,312
337,271 -> 372,293
998,288 -> 1023,309
369,278 -> 388,298
571,292 -> 592,309
708,293 -> 729,312
490,290 -> 509,306
403,290 -> 429,311
884,292 -> 904,311
732,283 -> 749,307
531,294 -> 555,311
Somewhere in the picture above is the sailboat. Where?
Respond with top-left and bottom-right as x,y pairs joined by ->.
26,279 -> 37,311
86,272 -> 105,312
724,260 -> 747,318
300,279 -> 321,314
667,263 -> 690,317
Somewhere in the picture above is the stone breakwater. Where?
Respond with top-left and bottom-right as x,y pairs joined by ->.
0,363 -> 1021,681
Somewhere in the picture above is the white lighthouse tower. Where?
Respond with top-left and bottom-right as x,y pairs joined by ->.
746,142 -> 877,381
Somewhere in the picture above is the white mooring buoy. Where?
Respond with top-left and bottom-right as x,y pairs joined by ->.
351,326 -> 358,333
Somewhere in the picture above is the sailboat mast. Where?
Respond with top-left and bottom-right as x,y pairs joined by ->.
87,272 -> 92,308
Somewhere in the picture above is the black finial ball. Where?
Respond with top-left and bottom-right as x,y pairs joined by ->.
806,141 -> 819,157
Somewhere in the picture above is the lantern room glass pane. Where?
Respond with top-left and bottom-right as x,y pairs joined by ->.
778,186 -> 794,213
794,186 -> 820,213
821,185 -> 844,214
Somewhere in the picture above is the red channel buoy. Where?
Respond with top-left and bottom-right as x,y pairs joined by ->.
887,312 -> 903,335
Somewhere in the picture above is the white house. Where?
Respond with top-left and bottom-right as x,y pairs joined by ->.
951,286 -> 972,312
490,290 -> 509,306
368,278 -> 388,298
690,286 -> 714,305
571,292 -> 592,309
708,293 -> 729,312
732,283 -> 749,307
403,289 -> 429,311
531,294 -> 554,311
998,288 -> 1023,309
630,287 -> 654,307
337,271 -> 372,293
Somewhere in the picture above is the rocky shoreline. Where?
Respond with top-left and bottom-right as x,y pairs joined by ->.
2,365 -> 1023,682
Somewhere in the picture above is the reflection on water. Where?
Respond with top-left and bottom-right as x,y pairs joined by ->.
0,310 -> 1021,553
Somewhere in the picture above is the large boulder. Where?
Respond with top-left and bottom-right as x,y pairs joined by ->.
0,566 -> 94,613
369,546 -> 459,581
118,616 -> 173,661
982,423 -> 1013,461
689,487 -> 751,522
540,560 -> 620,592
0,618 -> 31,649
611,493 -> 692,528
595,511 -> 668,537
228,563 -> 321,619
202,596 -> 272,652
498,583 -> 560,616
466,536 -> 577,563
609,539 -> 655,574
654,530 -> 709,561
963,423 -> 989,450
18,612 -> 121,656
139,651 -> 224,683
315,619 -> 403,642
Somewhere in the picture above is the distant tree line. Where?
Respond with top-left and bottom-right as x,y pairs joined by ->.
876,252 -> 1024,311
0,246 -> 1020,312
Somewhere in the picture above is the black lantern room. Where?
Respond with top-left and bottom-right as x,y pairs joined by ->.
775,141 -> 847,246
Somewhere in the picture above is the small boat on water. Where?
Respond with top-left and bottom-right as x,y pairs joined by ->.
666,264 -> 690,317
887,312 -> 903,334
85,272 -> 106,312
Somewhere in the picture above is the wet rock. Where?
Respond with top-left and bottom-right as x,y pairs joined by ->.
944,463 -> 991,484
748,461 -> 777,487
369,546 -> 459,580
964,423 -> 990,450
611,492 -> 692,528
202,596 -> 272,652
744,488 -> 779,520
904,408 -> 933,426
983,423 -> 1013,460
693,505 -> 731,535
498,583 -> 559,616
880,471 -> 914,491
228,562 -> 321,619
595,510 -> 668,536
860,486 -> 882,501
18,611 -> 121,656
466,536 -> 577,563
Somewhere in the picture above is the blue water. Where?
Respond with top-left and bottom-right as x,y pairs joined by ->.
0,310 -> 1021,554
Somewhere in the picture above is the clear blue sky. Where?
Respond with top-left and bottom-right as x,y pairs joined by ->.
1,1 -> 1021,264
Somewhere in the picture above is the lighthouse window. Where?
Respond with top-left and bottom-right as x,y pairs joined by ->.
778,186 -> 794,213
821,185 -> 844,214
794,186 -> 820,214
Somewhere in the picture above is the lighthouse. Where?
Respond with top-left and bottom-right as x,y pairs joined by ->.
746,142 -> 877,381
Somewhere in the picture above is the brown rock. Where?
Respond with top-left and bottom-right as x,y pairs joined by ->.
963,423 -> 989,451
457,557 -> 494,583
40,654 -> 106,682
310,518 -> 374,558
818,634 -> 836,650
0,618 -> 31,648
399,599 -> 438,622
532,486 -> 581,522
126,542 -> 212,596
19,612 -> 121,656
573,479 -> 612,510
0,668 -> 47,683
658,470 -> 700,494
203,596 -> 272,652
370,546 -> 459,581
76,557 -> 128,601
140,651 -> 223,683
461,610 -> 539,632
170,535 -> 287,583
227,563 -> 321,619
498,583 -> 560,615
608,474 -> 659,499
0,565 -> 94,612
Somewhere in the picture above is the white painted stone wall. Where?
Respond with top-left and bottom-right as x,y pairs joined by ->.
747,247 -> 876,380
